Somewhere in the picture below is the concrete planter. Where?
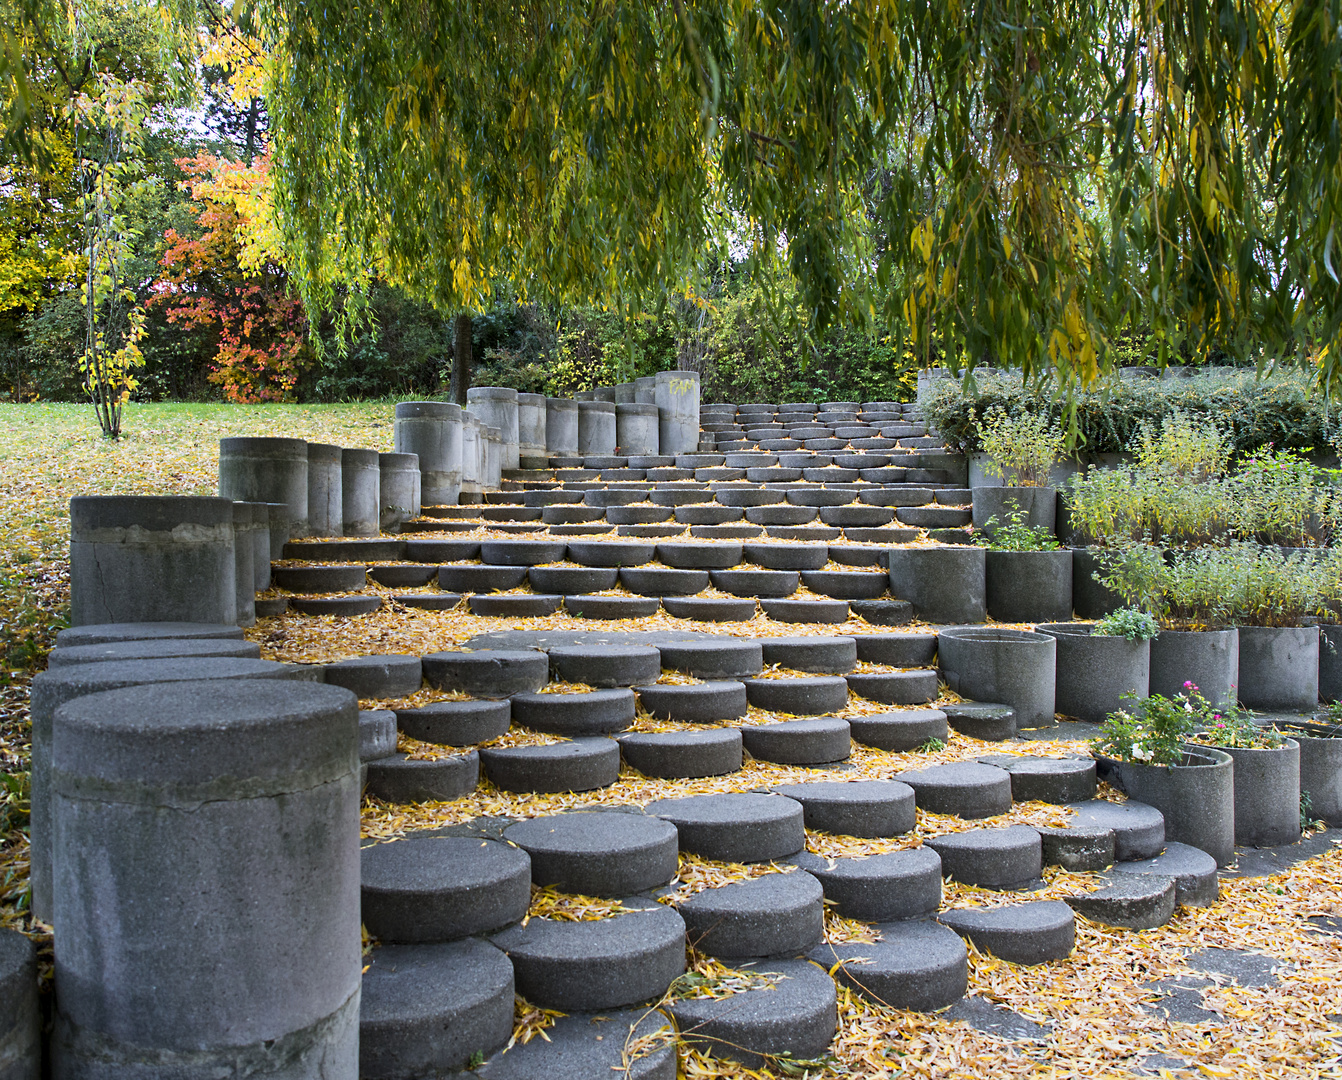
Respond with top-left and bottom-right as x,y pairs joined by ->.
984,549 -> 1072,622
1071,547 -> 1123,619
938,627 -> 1057,728
1293,722 -> 1342,825
1217,739 -> 1300,847
1149,628 -> 1239,706
1320,625 -> 1342,703
1097,746 -> 1235,866
1036,623 -> 1150,722
1237,625 -> 1320,711
888,546 -> 985,624
971,485 -> 1056,538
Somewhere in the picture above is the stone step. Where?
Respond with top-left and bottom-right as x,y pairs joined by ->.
392,592 -> 462,610
367,564 -> 438,588
852,632 -> 938,667
620,567 -> 708,596
847,708 -> 949,751
402,539 -> 481,562
1108,842 -> 1219,907
510,689 -> 636,735
925,826 -> 1043,890
758,635 -> 856,674
895,762 -> 1014,819
740,717 -> 851,765
324,655 -> 423,699
359,711 -> 397,761
770,779 -> 915,837
661,596 -> 757,622
548,644 -> 662,687
635,680 -> 749,722
1065,800 -> 1166,861
564,595 -> 660,620
1066,874 -> 1177,929
468,594 -> 563,617
364,751 -> 480,803
525,566 -> 618,593
566,540 -> 656,566
437,564 -> 528,592
710,569 -> 799,598
939,900 -> 1077,965
790,847 -> 941,921
395,699 -> 512,747
760,598 -> 850,623
656,637 -> 764,678
845,669 -> 939,705
976,755 -> 1097,804
743,542 -> 830,570
478,738 -> 621,793
474,1009 -> 677,1080
47,637 -> 261,668
282,539 -> 406,562
801,569 -> 889,600
273,564 -> 367,592
503,812 -> 679,897
480,539 -> 568,565
1034,824 -> 1116,872
647,793 -> 806,862
810,920 -> 967,1012
618,728 -> 744,778
422,650 -> 548,697
942,701 -> 1018,742
656,541 -> 743,568
676,870 -> 824,958
742,676 -> 851,715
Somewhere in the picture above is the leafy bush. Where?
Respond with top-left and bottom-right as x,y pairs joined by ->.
974,408 -> 1065,486
1190,704 -> 1283,750
1092,608 -> 1160,641
974,512 -> 1061,551
1093,689 -> 1202,765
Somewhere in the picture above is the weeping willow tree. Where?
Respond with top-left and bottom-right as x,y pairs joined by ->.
255,0 -> 1342,394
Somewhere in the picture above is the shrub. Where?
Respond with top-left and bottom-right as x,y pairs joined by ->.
1092,689 -> 1201,765
1092,608 -> 1160,641
974,512 -> 1060,551
974,408 -> 1065,486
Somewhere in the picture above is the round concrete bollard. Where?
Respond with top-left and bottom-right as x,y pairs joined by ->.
379,452 -> 421,533
938,627 -> 1057,729
262,502 -> 288,567
467,387 -> 521,471
483,426 -> 503,488
1149,628 -> 1239,706
1036,623 -> 1150,722
1237,625 -> 1319,712
231,502 -> 257,627
394,401 -> 463,507
341,448 -> 381,537
517,393 -> 547,464
235,501 -> 272,592
614,381 -> 636,403
307,442 -> 344,537
218,436 -> 309,540
616,402 -> 660,456
546,398 -> 579,454
654,369 -> 700,456
593,385 -> 617,402
0,927 -> 39,1080
460,414 -> 483,498
50,679 -> 361,1079
634,376 -> 657,404
888,546 -> 985,624
577,400 -> 617,456
70,496 -> 237,628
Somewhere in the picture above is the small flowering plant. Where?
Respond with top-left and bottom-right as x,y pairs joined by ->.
1189,698 -> 1283,750
1092,682 -> 1238,765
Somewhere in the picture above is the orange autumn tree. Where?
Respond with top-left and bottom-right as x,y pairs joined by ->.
152,151 -> 309,402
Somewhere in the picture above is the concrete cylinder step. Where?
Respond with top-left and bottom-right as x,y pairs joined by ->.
491,899 -> 686,1010
656,640 -> 763,678
847,708 -> 949,751
852,632 -> 938,667
287,593 -> 386,617
393,592 -> 462,610
548,644 -> 661,687
360,836 -> 532,942
617,524 -> 684,537
1066,874 -> 1177,929
422,650 -> 548,697
661,596 -> 758,622
479,738 -> 621,793
635,680 -> 748,722
1065,799 -> 1165,861
583,489 -> 645,507
655,541 -> 743,568
360,939 -> 514,1079
676,870 -> 824,958
820,506 -> 896,527
1035,825 -> 1116,872
787,489 -> 851,507
618,728 -> 743,778
474,1009 -> 677,1080
675,505 -> 744,525
766,525 -> 842,542
745,505 -> 818,525
359,711 -> 397,761
894,763 -> 1014,819
760,598 -> 850,623
566,540 -> 656,566
619,567 -> 708,596
758,636 -> 857,673
742,676 -> 851,715
365,751 -> 480,803
53,621 -> 246,647
710,569 -> 799,597
510,689 -> 636,734
801,569 -> 889,600
790,847 -> 941,921
845,669 -> 938,705
741,717 -> 851,765
1108,842 -> 1219,907
827,545 -> 887,568
976,755 -> 1097,804
690,524 -> 764,540
526,566 -> 618,593
272,564 -> 367,592
810,920 -> 967,1011
716,488 -> 785,507
605,505 -> 675,524
925,826 -> 1043,889
368,564 -> 439,588
647,793 -> 805,862
437,564 -> 528,592
564,595 -> 660,620
939,901 -> 1076,964
770,780 -> 916,836
942,701 -> 1017,742
46,637 -> 262,667
468,594 -> 563,617
478,539 -> 567,565
282,539 -> 406,562
401,539 -> 480,562
504,812 -> 679,896
650,488 -> 714,506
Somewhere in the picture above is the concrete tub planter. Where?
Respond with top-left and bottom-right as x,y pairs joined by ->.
937,627 -> 1056,729
1320,625 -> 1342,702
888,546 -> 985,625
1071,547 -> 1123,619
1292,722 -> 1342,825
1237,625 -> 1320,711
984,549 -> 1072,623
1097,747 -> 1235,866
1215,739 -> 1300,847
1149,628 -> 1239,706
1036,623 -> 1149,722
970,486 -> 1056,538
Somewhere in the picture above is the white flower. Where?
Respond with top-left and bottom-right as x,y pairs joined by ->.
1131,743 -> 1154,762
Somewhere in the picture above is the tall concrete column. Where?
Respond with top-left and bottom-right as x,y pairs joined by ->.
483,427 -> 503,488
394,401 -> 463,507
341,448 -> 381,536
614,382 -> 636,403
306,443 -> 344,537
263,503 -> 289,566
593,386 -> 616,403
516,393 -> 547,467
50,679 -> 361,1079
218,437 -> 309,541
0,929 -> 38,1080
616,403 -> 660,455
655,369 -> 701,456
633,377 -> 657,404
545,398 -> 579,455
577,401 -> 617,456
466,387 -> 520,472
379,453 -> 421,533
231,502 -> 257,627
459,415 -> 482,501
237,502 -> 274,591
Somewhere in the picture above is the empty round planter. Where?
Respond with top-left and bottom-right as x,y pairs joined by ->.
1293,724 -> 1342,825
1098,746 -> 1235,866
1149,628 -> 1239,707
937,627 -> 1056,729
1237,625 -> 1320,712
984,549 -> 1072,623
1320,625 -> 1342,703
1219,738 -> 1300,847
971,486 -> 1057,537
1071,547 -> 1122,619
888,546 -> 985,625
1036,623 -> 1149,723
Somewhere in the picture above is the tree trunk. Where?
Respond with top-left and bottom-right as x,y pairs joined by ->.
450,312 -> 473,405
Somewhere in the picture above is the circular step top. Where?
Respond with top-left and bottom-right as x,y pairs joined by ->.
742,542 -> 830,570
1034,825 -> 1116,872
291,595 -> 384,617
827,544 -> 886,568
324,655 -> 424,700
770,780 -> 916,838
676,870 -> 824,959
618,567 -> 710,596
894,762 -> 1014,819
742,676 -> 851,716
667,958 -> 837,1069
564,540 -> 657,567
468,594 -> 564,618
618,728 -> 743,779
656,639 -> 762,679
942,701 -> 1017,742
661,596 -> 758,622
1065,799 -> 1166,862
359,710 -> 398,762
548,644 -> 662,688
421,649 -> 549,698
364,751 -> 479,804
635,681 -> 748,723
847,598 -> 914,626
54,621 -> 245,648
46,637 -> 262,668
1065,874 -> 1178,930
478,738 -> 621,794
709,569 -> 800,598
474,1008 -> 677,1080
510,689 -> 636,735
789,847 -> 941,921
272,564 -> 367,592
758,636 -> 857,674
490,898 -> 686,1011
361,835 -> 532,942
976,755 -> 1097,804
401,539 -> 481,563
646,792 -> 806,863
760,598 -> 850,624
526,566 -> 619,594
504,811 -> 679,897
801,569 -> 889,600
564,595 -> 661,620
938,900 -> 1077,965
368,564 -> 439,588
845,669 -> 939,706
740,717 -> 851,766
479,539 -> 568,566
1108,842 -> 1219,908
847,708 -> 949,752
655,542 -> 744,569
393,593 -> 463,611
395,699 -> 511,747
787,488 -> 852,507
924,825 -> 1044,890
360,939 -> 515,1079
436,564 -> 529,593
809,920 -> 967,1012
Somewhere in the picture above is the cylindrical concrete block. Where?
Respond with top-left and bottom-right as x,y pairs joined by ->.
340,448 -> 380,537
938,627 -> 1058,728
1237,625 -> 1320,711
1297,731 -> 1342,825
971,485 -> 1057,538
616,402 -> 660,456
1149,628 -> 1239,707
263,503 -> 288,568
517,393 -> 547,462
574,390 -> 596,401
888,546 -> 985,624
379,453 -> 420,533
614,381 -> 636,403
0,928 -> 39,1080
70,496 -> 237,628
50,679 -> 361,1078
394,401 -> 463,507
231,502 -> 256,627
593,386 -> 617,403
546,398 -> 579,455
1223,740 -> 1300,847
634,376 -> 657,404
985,549 -> 1072,622
483,426 -> 503,489
218,436 -> 308,541
467,387 -> 520,471
307,442 -> 344,537
577,400 -> 617,456
1036,623 -> 1150,722
1108,747 -> 1235,866
654,370 -> 700,456
459,415 -> 482,496
238,502 -> 272,592
1320,624 -> 1342,702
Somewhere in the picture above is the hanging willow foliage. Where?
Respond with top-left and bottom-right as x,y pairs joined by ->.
253,0 -> 1342,393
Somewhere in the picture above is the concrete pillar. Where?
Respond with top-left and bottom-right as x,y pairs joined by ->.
466,387 -> 520,471
231,502 -> 257,627
614,382 -> 636,403
307,443 -> 343,537
50,679 -> 361,1079
459,415 -> 482,500
574,390 -> 596,401
341,448 -> 381,537
70,496 -> 236,629
655,370 -> 701,456
517,393 -> 547,466
634,376 -> 657,404
394,401 -> 463,507
577,401 -> 617,456
0,929 -> 38,1080
218,437 -> 309,541
379,453 -> 421,533
593,386 -> 616,403
546,398 -> 579,455
483,426 -> 503,488
616,402 -> 660,455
